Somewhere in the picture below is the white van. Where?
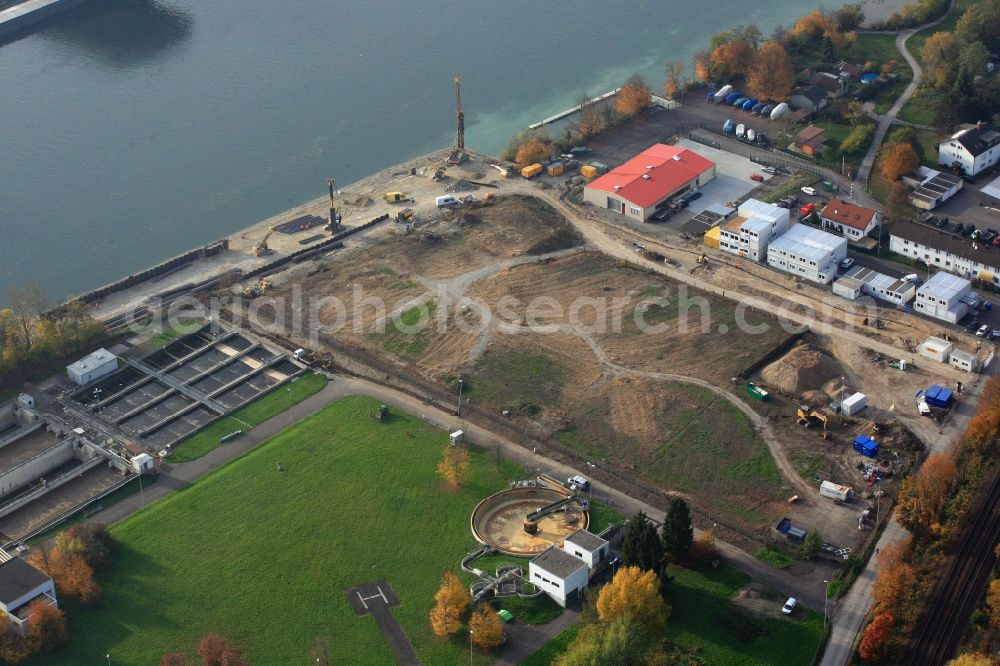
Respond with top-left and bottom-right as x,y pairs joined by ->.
436,195 -> 460,208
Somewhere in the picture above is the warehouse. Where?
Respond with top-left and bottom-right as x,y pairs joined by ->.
913,272 -> 972,324
584,143 -> 716,222
766,224 -> 847,284
840,266 -> 916,305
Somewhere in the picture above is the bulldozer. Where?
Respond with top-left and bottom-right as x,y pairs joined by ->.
250,226 -> 277,256
797,404 -> 829,437
396,207 -> 415,223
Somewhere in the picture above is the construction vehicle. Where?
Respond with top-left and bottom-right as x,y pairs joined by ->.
250,226 -> 277,256
396,207 -> 414,223
523,495 -> 588,535
491,164 -> 514,178
384,192 -> 410,204
696,254 -> 708,264
446,75 -> 467,165
797,404 -> 829,434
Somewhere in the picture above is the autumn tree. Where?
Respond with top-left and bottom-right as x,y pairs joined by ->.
948,653 -> 997,666
621,511 -> 663,572
987,579 -> 1000,630
160,653 -> 190,666
661,498 -> 693,564
711,40 -> 756,79
596,566 -> 669,635
859,612 -> 895,662
5,284 -> 47,350
872,537 -> 915,615
687,530 -> 720,568
555,617 -> 655,666
437,444 -> 471,489
693,49 -> 713,81
746,41 -> 795,101
879,142 -> 920,182
27,544 -> 101,605
898,453 -> 957,538
197,632 -> 246,666
663,62 -> 685,100
469,603 -> 505,649
27,600 -> 68,652
62,523 -> 114,571
429,571 -> 470,638
573,93 -> 605,139
615,75 -> 652,117
922,32 -> 960,88
886,181 -> 915,223
515,139 -> 552,166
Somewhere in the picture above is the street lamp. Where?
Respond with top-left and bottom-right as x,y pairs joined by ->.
457,378 -> 463,417
93,388 -> 103,414
469,629 -> 474,666
823,579 -> 830,628
107,655 -> 111,666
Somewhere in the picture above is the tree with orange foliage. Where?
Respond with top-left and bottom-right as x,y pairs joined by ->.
872,537 -> 915,616
429,571 -> 470,638
711,41 -> 756,79
615,75 -> 652,117
859,612 -> 895,662
573,94 -> 605,139
963,376 -> 1000,449
437,444 -> 471,489
879,142 -> 921,182
693,50 -> 713,81
27,600 -> 67,652
515,139 -> 552,166
197,632 -> 246,666
987,579 -> 1000,630
596,566 -> 669,635
898,452 -> 957,538
26,544 -> 101,605
663,62 -> 685,100
746,41 -> 796,101
948,653 -> 997,666
469,603 -> 505,649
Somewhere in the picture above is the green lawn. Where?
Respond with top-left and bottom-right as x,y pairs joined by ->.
523,625 -> 581,666
666,565 -> 825,665
166,372 -> 328,462
843,34 -> 914,115
369,302 -> 437,359
897,89 -> 937,126
35,395 -> 529,665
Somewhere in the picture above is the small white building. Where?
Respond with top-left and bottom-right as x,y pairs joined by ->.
841,392 -> 867,416
841,266 -> 917,305
905,168 -> 963,210
529,545 -> 589,608
0,552 -> 57,638
914,272 -> 972,324
950,349 -> 979,373
832,277 -> 863,301
919,337 -> 955,363
820,198 -> 880,241
766,224 -> 847,284
938,123 -> 1000,177
562,529 -> 610,569
66,349 -> 118,386
717,199 -> 791,262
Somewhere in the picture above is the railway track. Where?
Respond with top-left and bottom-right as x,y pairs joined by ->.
905,462 -> 1000,664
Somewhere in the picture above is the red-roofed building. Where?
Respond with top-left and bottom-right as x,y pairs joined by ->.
820,197 -> 881,240
583,144 -> 716,221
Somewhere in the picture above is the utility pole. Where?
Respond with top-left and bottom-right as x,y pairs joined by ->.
456,378 -> 463,417
326,178 -> 339,232
454,75 -> 465,153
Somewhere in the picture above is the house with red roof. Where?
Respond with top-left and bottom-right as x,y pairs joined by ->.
583,144 -> 716,221
820,197 -> 881,241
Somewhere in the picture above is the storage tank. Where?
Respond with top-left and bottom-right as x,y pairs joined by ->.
713,85 -> 734,102
546,162 -> 565,177
770,102 -> 790,120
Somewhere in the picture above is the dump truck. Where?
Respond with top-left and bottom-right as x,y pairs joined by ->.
820,480 -> 853,502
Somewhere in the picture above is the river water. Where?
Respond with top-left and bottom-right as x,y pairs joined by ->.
0,0 -> 818,301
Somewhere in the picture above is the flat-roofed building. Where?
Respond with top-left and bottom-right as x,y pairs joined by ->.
766,224 -> 846,284
717,199 -> 790,262
840,266 -> 916,305
913,272 -> 972,323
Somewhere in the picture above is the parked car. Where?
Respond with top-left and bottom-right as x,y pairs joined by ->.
977,324 -> 990,337
650,208 -> 672,222
982,230 -> 996,243
750,174 -> 764,182
964,223 -> 977,237
935,217 -> 949,228
965,319 -> 980,333
991,330 -> 1000,340
951,222 -> 964,234
840,257 -> 855,270
801,186 -> 817,196
762,166 -> 778,174
782,598 -> 797,615
755,132 -> 769,146
686,191 -> 703,202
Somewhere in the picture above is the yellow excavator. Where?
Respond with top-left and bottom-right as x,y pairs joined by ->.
251,226 -> 277,256
797,404 -> 829,437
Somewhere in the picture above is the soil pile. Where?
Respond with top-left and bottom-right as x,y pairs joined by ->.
761,344 -> 842,394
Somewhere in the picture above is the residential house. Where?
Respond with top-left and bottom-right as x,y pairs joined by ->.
837,62 -> 864,82
938,122 -> 1000,177
794,126 -> 827,156
789,85 -> 828,114
820,197 -> 880,240
810,71 -> 847,97
889,218 -> 1000,286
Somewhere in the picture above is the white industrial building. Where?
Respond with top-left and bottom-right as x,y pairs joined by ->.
950,349 -> 980,373
0,552 -> 57,637
717,199 -> 791,262
766,224 -> 847,284
66,349 -> 118,386
562,529 -> 610,569
889,219 -> 1000,287
913,272 -> 972,323
937,122 -> 1000,177
919,336 -> 954,363
529,546 -> 590,608
837,266 -> 916,305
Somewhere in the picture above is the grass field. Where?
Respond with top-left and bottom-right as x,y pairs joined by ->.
666,565 -> 825,665
523,625 -> 580,665
166,372 -> 328,462
36,395 -> 528,665
844,34 -> 913,115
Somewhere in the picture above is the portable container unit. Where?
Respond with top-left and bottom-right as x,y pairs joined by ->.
950,349 -> 979,373
449,430 -> 465,445
580,164 -> 598,179
744,382 -> 769,401
853,435 -> 879,458
841,392 -> 867,416
919,336 -> 954,363
590,162 -> 609,175
820,480 -> 853,502
521,163 -> 543,178
547,162 -> 565,177
924,384 -> 954,408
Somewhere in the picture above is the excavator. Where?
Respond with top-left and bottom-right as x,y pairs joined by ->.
797,404 -> 829,437
251,226 -> 277,256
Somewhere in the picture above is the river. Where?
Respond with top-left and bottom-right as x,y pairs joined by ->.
0,0 -> 824,301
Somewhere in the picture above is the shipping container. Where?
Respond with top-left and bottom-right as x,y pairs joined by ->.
546,162 -> 565,176
580,164 -> 598,179
521,163 -> 543,178
590,162 -> 609,175
841,392 -> 867,416
820,480 -> 853,502
924,384 -> 954,408
744,382 -> 769,401
853,435 -> 879,458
